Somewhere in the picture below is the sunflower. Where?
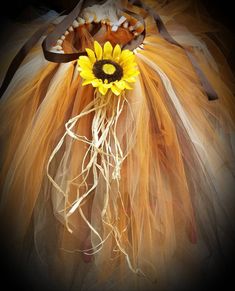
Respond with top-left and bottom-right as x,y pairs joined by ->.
77,41 -> 139,96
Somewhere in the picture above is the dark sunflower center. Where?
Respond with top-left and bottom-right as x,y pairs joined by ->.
93,60 -> 123,83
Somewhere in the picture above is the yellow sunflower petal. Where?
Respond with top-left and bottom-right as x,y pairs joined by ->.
103,41 -> 113,59
91,79 -> 102,87
111,84 -> 122,96
85,48 -> 96,64
123,62 -> 138,72
103,80 -> 112,88
123,68 -> 139,77
124,68 -> 140,78
113,44 -> 121,61
120,55 -> 136,67
123,81 -> 133,90
77,56 -> 93,70
123,76 -> 137,83
98,84 -> 109,95
80,70 -> 95,80
82,79 -> 94,86
119,50 -> 134,63
114,80 -> 126,90
78,62 -> 92,71
77,56 -> 92,64
94,41 -> 103,60
78,55 -> 91,62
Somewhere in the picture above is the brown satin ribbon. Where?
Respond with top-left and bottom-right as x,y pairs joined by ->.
0,1 -> 86,100
41,2 -> 145,63
0,0 -> 145,98
130,0 -> 218,100
42,0 -> 86,63
0,0 -> 217,100
0,16 -> 61,99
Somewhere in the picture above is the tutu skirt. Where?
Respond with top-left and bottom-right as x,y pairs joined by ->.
0,0 -> 235,290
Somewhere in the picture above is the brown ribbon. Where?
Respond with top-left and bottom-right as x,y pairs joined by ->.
130,0 -> 218,100
41,2 -> 146,63
0,16 -> 61,99
0,0 -> 217,100
42,0 -> 86,63
0,0 -> 145,98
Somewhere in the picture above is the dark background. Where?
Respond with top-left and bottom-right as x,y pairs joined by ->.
0,0 -> 234,290
1,0 -> 235,30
